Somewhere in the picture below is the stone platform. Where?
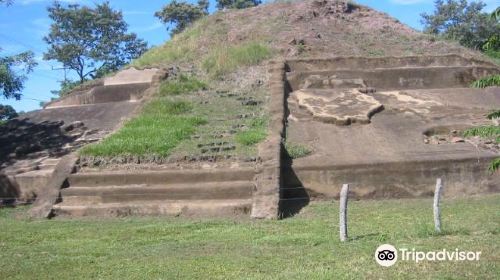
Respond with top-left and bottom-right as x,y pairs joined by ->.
283,55 -> 500,201
0,68 -> 163,206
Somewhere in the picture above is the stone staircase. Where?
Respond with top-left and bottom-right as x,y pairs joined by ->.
2,157 -> 62,203
52,168 -> 256,217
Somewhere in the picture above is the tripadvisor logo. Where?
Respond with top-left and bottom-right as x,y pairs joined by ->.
375,244 -> 481,267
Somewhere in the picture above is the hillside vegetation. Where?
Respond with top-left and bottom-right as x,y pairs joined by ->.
82,0 -> 492,164
132,0 -> 483,74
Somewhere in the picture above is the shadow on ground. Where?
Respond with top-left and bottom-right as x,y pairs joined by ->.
279,147 -> 310,218
0,173 -> 19,206
0,118 -> 76,167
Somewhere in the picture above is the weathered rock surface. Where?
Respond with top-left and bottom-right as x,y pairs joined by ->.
293,88 -> 383,125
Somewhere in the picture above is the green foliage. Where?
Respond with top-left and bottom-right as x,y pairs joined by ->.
463,125 -> 500,139
0,51 -> 37,100
487,110 -> 500,120
44,2 -> 148,83
158,75 -> 207,96
80,99 -> 206,157
154,0 -> 208,36
0,104 -> 17,121
470,74 -> 500,88
285,142 -> 312,159
235,117 -> 267,146
489,158 -> 500,172
0,0 -> 13,6
130,19 -> 205,68
421,0 -> 499,49
491,7 -> 500,21
50,79 -> 81,97
216,0 -> 261,10
482,34 -> 499,52
202,42 -> 272,78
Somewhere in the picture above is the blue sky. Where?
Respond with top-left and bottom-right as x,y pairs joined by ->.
1,0 -> 498,112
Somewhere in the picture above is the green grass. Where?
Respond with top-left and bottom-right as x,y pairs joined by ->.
489,158 -> 500,172
463,125 -> 500,142
1,195 -> 498,279
130,18 -> 208,68
158,75 -> 207,96
80,99 -> 206,157
484,49 -> 500,65
463,125 -> 500,173
131,18 -> 272,80
202,42 -> 273,78
0,120 -> 5,126
487,110 -> 500,120
285,142 -> 312,159
235,117 -> 267,146
470,74 -> 500,88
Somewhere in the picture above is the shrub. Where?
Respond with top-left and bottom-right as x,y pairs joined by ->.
285,142 -> 312,159
158,75 -> 207,96
470,75 -> 500,88
489,158 -> 500,172
463,125 -> 500,139
487,110 -> 500,120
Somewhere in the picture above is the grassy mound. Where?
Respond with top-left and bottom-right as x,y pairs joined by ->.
81,73 -> 269,161
1,195 -> 499,279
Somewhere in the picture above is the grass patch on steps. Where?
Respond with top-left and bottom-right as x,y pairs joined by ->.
80,98 -> 206,157
158,75 -> 207,96
1,195 -> 499,279
235,117 -> 267,146
470,74 -> 500,88
79,74 -> 268,161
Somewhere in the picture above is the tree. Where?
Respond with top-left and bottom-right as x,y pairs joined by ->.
421,0 -> 499,49
1,51 -> 37,100
155,0 -> 209,35
1,0 -> 37,100
50,79 -> 80,97
482,6 -> 500,58
0,104 -> 18,121
216,0 -> 261,10
44,1 -> 148,83
491,7 -> 500,21
0,0 -> 13,6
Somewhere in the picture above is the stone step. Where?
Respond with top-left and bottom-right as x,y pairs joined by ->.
40,158 -> 61,165
68,168 -> 255,187
13,169 -> 55,202
60,181 -> 254,203
287,66 -> 499,91
52,199 -> 252,217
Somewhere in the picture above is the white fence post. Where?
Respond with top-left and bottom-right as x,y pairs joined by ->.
339,184 -> 349,242
434,178 -> 443,233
